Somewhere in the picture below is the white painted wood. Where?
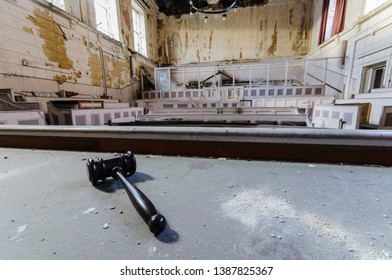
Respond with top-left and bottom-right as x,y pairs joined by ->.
313,104 -> 362,129
0,110 -> 46,125
380,106 -> 392,129
336,95 -> 392,126
140,112 -> 308,125
47,101 -> 143,125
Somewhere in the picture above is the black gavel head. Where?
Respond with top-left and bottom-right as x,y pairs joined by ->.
86,151 -> 136,185
149,214 -> 167,236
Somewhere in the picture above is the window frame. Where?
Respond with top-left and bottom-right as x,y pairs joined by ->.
47,0 -> 66,10
93,0 -> 121,41
324,0 -> 337,41
361,61 -> 387,93
132,1 -> 148,57
318,0 -> 347,45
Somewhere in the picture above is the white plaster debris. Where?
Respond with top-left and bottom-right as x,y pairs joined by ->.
221,188 -> 296,228
17,225 -> 27,234
148,246 -> 157,257
302,212 -> 391,259
222,188 -> 392,260
83,208 -> 96,214
145,155 -> 156,158
9,225 -> 27,242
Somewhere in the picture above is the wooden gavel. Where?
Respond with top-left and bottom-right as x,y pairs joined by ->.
86,151 -> 166,236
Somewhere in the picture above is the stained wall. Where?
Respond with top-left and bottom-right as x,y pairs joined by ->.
0,0 -> 160,102
156,0 -> 313,66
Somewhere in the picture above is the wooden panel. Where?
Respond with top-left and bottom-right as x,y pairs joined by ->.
1,135 -> 392,165
380,106 -> 392,129
313,105 -> 362,129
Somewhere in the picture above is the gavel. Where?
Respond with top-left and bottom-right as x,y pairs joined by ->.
86,151 -> 166,236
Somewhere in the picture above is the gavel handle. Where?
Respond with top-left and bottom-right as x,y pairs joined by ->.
113,167 -> 166,235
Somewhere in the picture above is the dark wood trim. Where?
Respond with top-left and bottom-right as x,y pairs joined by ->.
1,135 -> 391,165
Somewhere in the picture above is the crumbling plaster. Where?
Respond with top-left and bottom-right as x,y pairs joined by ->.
0,0 -> 160,101
156,0 -> 313,66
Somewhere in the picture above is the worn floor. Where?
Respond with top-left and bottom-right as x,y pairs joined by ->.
0,147 -> 391,260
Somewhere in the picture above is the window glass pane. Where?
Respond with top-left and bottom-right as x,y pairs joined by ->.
361,62 -> 386,93
47,0 -> 65,10
132,1 -> 147,57
94,0 -> 120,41
324,0 -> 337,41
365,0 -> 388,14
372,67 -> 385,89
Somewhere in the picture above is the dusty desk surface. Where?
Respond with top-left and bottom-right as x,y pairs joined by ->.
0,148 -> 391,260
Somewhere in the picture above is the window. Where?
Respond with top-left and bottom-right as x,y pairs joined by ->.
324,0 -> 337,41
94,0 -> 120,41
361,62 -> 387,93
132,1 -> 147,57
46,0 -> 82,20
318,0 -> 346,45
47,0 -> 65,10
365,0 -> 389,14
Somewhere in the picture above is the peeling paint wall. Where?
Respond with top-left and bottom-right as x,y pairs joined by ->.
0,0 -> 160,102
118,0 -> 133,48
27,8 -> 74,70
157,0 -> 313,65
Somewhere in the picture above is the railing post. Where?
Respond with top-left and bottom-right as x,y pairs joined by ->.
183,67 -> 185,90
249,65 -> 252,88
232,66 -> 235,87
214,65 -> 217,88
169,68 -> 172,91
324,58 -> 328,86
198,67 -> 201,89
267,63 -> 270,86
304,59 -> 308,85
284,61 -> 289,86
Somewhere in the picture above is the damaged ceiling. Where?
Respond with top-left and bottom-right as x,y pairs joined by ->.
155,0 -> 269,16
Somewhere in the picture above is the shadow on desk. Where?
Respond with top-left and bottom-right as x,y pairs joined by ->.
155,223 -> 179,243
94,172 -> 153,193
93,172 -> 179,244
